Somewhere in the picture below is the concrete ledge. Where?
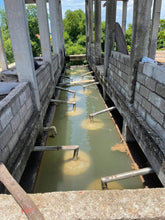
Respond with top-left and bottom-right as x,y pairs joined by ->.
0,188 -> 165,219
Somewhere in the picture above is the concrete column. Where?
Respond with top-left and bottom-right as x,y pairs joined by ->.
0,28 -> 8,71
4,0 -> 40,110
85,0 -> 90,59
122,0 -> 128,35
58,0 -> 64,53
36,0 -> 54,81
49,0 -> 60,55
148,0 -> 162,60
104,0 -> 116,76
95,0 -> 101,64
89,0 -> 93,58
122,119 -> 135,142
128,0 -> 152,103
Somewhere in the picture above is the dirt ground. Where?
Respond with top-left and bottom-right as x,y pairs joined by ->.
155,49 -> 165,63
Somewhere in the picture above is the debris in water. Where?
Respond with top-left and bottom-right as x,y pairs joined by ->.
87,178 -> 123,190
111,144 -> 127,153
66,107 -> 84,117
78,89 -> 92,95
69,96 -> 81,102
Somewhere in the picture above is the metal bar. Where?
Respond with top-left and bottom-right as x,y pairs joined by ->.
81,71 -> 93,78
50,99 -> 76,110
101,167 -> 154,190
58,79 -> 95,86
33,145 -> 79,160
0,163 -> 44,220
56,86 -> 76,97
89,106 -> 116,119
83,82 -> 100,89
44,126 -> 57,136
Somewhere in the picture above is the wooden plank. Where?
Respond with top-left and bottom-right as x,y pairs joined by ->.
81,71 -> 93,77
0,163 -> 44,219
83,82 -> 99,88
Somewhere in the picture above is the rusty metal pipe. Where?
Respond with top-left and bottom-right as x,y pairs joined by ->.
101,167 -> 154,190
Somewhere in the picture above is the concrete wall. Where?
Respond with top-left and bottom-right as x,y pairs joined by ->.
88,50 -> 165,185
134,62 -> 165,142
108,51 -> 130,99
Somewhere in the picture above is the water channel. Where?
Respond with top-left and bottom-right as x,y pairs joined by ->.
34,66 -> 144,192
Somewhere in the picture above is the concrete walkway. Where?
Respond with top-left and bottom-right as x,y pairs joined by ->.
0,188 -> 165,219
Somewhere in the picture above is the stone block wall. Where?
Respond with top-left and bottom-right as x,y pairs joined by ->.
134,62 -> 165,142
108,51 -> 130,99
0,82 -> 34,164
36,62 -> 51,100
52,54 -> 59,76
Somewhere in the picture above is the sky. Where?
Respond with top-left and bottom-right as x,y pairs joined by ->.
0,0 -> 165,29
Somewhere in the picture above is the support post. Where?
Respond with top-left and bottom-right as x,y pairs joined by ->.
49,0 -> 61,55
58,0 -> 64,54
95,0 -> 101,64
148,0 -> 162,60
128,0 -> 152,103
89,0 -> 93,58
104,0 -> 117,76
36,0 -> 54,81
122,0 -> 128,35
4,0 -> 40,110
0,28 -> 8,71
85,0 -> 90,59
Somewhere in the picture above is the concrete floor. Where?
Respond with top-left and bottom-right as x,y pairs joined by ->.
0,188 -> 165,219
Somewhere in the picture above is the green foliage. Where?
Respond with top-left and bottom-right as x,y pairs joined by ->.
63,9 -> 86,55
0,8 -> 14,64
125,23 -> 132,52
26,5 -> 41,57
157,19 -> 165,49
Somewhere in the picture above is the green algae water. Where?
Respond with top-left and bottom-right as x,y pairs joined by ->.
34,67 -> 144,192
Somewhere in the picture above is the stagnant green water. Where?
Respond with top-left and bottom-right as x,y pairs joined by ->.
34,67 -> 143,192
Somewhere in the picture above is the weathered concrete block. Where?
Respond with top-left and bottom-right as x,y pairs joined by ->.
19,104 -> 27,121
137,73 -> 146,85
134,92 -> 143,104
149,91 -> 162,107
142,99 -> 151,113
151,106 -> 164,125
160,98 -> 165,114
19,89 -> 27,106
143,63 -> 155,77
139,85 -> 150,98
7,132 -> 19,153
135,82 -> 140,92
152,67 -> 165,84
145,77 -> 156,91
156,83 -> 165,99
146,113 -> 157,129
10,113 -> 21,133
26,97 -> 33,111
0,145 -> 10,163
0,124 -> 13,148
11,97 -> 21,116
137,104 -> 146,119
138,62 -> 144,73
0,107 -> 13,129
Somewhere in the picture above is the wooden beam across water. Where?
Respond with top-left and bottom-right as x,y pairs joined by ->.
81,71 -> 93,78
83,81 -> 100,89
33,145 -> 79,160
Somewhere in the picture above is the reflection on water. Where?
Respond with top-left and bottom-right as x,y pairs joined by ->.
66,107 -> 84,117
81,118 -> 104,130
69,96 -> 81,102
63,151 -> 90,176
34,66 -> 144,193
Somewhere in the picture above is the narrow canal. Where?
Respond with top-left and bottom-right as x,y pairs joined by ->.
34,66 -> 144,192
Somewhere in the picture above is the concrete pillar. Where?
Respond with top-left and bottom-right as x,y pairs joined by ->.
49,0 -> 60,55
0,28 -> 8,71
148,0 -> 162,60
58,0 -> 64,53
127,0 -> 152,103
95,0 -> 101,64
36,0 -> 54,81
104,0 -> 116,76
85,0 -> 90,59
122,119 -> 135,142
4,0 -> 40,110
122,0 -> 128,35
89,0 -> 93,58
